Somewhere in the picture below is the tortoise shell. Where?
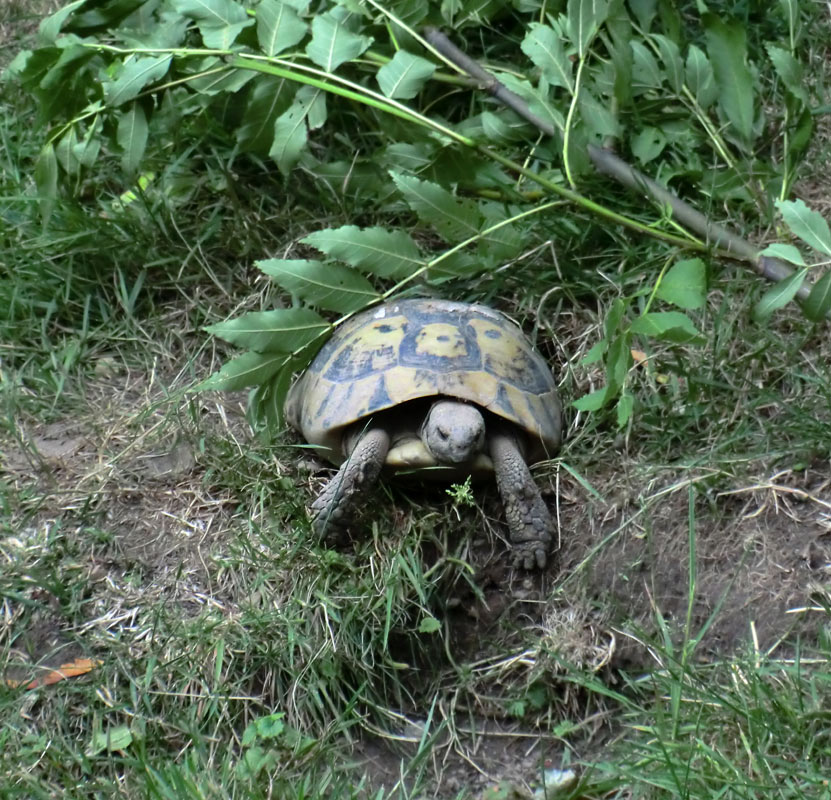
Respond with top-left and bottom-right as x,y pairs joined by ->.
285,298 -> 562,466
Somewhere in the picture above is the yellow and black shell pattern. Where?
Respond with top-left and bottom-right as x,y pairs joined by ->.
285,298 -> 562,466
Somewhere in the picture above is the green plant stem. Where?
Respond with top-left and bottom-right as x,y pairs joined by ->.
562,56 -> 586,189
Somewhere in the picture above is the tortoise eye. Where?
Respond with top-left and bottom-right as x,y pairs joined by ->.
437,428 -> 449,440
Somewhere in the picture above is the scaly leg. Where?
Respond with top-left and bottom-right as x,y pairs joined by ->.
311,426 -> 391,536
489,429 -> 554,570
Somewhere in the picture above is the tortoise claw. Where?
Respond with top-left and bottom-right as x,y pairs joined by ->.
511,542 -> 547,571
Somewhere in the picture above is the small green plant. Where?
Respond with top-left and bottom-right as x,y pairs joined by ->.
236,712 -> 316,780
446,475 -> 476,508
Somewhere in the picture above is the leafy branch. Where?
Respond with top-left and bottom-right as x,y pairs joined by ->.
8,0 -> 829,432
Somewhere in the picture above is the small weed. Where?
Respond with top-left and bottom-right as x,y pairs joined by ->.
446,476 -> 476,508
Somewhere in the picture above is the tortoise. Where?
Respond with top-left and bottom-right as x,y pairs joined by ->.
285,298 -> 562,569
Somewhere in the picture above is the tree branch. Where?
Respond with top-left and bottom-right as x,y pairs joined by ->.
422,27 -> 810,301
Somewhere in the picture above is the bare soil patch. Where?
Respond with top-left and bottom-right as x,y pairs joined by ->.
558,465 -> 831,664
1,367 -> 248,674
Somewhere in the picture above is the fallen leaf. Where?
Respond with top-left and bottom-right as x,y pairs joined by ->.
630,349 -> 649,366
5,658 -> 102,690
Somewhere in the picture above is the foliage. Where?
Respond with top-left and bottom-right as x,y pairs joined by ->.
6,0 -> 828,431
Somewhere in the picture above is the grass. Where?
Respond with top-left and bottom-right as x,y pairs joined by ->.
2,1 -> 831,798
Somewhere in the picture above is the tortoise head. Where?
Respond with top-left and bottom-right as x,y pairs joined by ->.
420,400 -> 486,464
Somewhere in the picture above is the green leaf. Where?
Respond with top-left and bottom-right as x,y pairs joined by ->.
685,44 -> 718,109
579,89 -> 620,139
579,339 -> 606,366
376,50 -> 435,99
604,333 -> 630,393
391,172 -> 480,242
498,74 -> 565,133
628,0 -> 656,31
249,368 -> 295,433
604,298 -> 626,340
759,243 -> 805,266
269,95 -> 310,175
651,34 -> 683,92
521,23 -> 573,92
427,251 -> 481,281
606,0 -> 633,106
630,311 -> 704,343
478,208 -> 523,262
568,0 -> 610,59
117,102 -> 148,176
418,616 -> 441,634
301,86 -> 327,129
752,269 -> 807,321
10,46 -> 58,89
527,89 -> 566,134
198,351 -> 289,391
175,0 -> 254,48
765,44 -> 808,104
631,126 -> 666,164
302,225 -> 423,280
64,0 -> 146,32
104,54 -> 173,107
188,57 -> 256,95
38,43 -> 96,93
121,8 -> 189,48
256,0 -> 307,57
386,0 -> 428,26
34,142 -> 58,228
75,116 -> 103,168
205,308 -> 330,353
616,392 -> 634,428
703,13 -> 755,145
478,110 -> 528,144
630,40 -> 662,90
656,258 -> 707,309
775,199 -> 831,257
236,745 -> 275,779
55,127 -> 81,177
38,0 -> 86,42
256,259 -> 380,313
572,386 -> 609,411
305,13 -> 372,71
88,726 -> 133,756
803,270 -> 831,322
237,76 -> 295,155
251,713 -> 286,740
788,107 -> 813,161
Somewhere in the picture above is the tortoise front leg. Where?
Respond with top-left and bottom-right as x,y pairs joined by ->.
311,426 -> 391,536
489,429 -> 554,570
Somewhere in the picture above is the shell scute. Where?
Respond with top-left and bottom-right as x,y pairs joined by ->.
286,299 -> 561,466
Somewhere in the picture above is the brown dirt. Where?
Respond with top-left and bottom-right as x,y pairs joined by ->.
0,366 -> 249,677
558,465 -> 831,665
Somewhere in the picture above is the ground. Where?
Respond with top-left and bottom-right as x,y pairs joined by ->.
3,355 -> 831,795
